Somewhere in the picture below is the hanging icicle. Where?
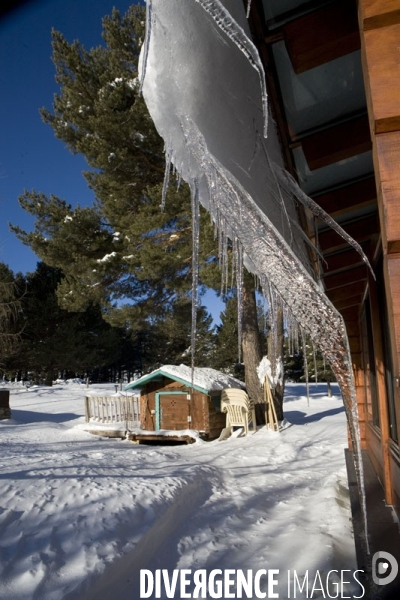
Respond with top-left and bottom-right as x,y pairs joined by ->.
160,147 -> 172,210
236,239 -> 244,364
312,340 -> 318,385
194,0 -> 269,136
272,163 -> 375,279
190,178 -> 201,386
139,0 -> 153,95
246,0 -> 252,19
301,328 -> 310,407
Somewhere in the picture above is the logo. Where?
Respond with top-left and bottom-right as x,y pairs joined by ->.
372,551 -> 398,586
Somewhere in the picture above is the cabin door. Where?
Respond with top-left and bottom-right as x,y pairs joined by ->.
155,391 -> 189,430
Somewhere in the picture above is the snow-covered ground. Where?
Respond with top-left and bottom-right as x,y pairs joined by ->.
0,382 -> 362,599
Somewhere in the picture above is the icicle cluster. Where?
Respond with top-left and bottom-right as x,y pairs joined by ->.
190,179 -> 201,383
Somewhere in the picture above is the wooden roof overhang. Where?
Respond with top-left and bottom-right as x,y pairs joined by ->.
125,368 -> 211,395
245,0 -> 380,320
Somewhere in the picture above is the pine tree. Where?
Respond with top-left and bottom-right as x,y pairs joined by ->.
0,263 -> 21,365
5,263 -> 136,384
303,339 -> 336,396
11,6 -> 217,329
283,342 -> 304,383
212,295 -> 244,378
10,5 -> 268,392
145,297 -> 216,370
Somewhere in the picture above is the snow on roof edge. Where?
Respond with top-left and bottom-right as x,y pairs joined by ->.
125,364 -> 245,393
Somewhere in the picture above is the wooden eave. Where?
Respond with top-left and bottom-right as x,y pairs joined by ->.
323,265 -> 369,291
313,177 -> 377,219
245,0 -> 378,318
323,243 -> 371,275
326,279 -> 367,304
301,115 -> 372,172
318,214 -> 379,254
283,0 -> 360,74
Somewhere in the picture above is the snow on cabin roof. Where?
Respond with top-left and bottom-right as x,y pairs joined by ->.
124,364 -> 245,395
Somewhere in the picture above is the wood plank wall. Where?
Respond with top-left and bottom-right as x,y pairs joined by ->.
139,378 -> 226,438
359,0 -> 400,505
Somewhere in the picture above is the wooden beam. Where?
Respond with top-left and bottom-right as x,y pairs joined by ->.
283,0 -> 360,74
326,280 -> 367,304
323,247 -> 367,274
332,294 -> 364,311
368,270 -> 395,505
318,214 -> 379,253
324,265 -> 368,291
361,21 -> 400,134
385,254 -> 400,375
360,0 -> 400,31
301,115 -> 372,171
313,177 -> 377,218
340,305 -> 360,322
373,132 -> 400,254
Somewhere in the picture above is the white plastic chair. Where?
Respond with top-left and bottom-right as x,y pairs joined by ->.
220,388 -> 257,436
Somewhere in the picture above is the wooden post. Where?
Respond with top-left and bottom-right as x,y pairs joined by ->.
84,396 -> 90,422
264,376 -> 279,432
369,273 -> 394,505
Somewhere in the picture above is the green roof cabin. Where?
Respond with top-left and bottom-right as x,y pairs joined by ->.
124,364 -> 245,440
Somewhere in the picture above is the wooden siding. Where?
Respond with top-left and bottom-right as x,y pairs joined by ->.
139,376 -> 225,439
373,133 -> 400,254
389,443 -> 400,511
359,0 -> 400,508
159,393 -> 189,430
283,0 -> 360,74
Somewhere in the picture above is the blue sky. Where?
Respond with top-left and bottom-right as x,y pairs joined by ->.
0,0 -> 224,322
0,0 -> 137,274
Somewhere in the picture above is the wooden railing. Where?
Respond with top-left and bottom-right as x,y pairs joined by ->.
84,395 -> 140,426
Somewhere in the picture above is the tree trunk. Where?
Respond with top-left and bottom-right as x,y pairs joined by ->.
241,276 -> 264,422
327,379 -> 332,397
44,371 -> 54,386
267,302 -> 285,421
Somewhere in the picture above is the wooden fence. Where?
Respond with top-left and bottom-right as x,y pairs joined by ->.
84,395 -> 140,426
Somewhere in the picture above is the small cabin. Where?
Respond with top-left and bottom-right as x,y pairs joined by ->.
124,365 -> 245,440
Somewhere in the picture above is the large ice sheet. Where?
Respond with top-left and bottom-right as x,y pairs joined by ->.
140,0 -> 368,550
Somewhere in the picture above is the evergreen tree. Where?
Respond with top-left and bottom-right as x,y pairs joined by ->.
144,297 -> 215,370
11,6 -> 217,331
5,263 -> 136,384
10,5 -> 268,393
212,295 -> 244,378
283,334 -> 336,394
0,263 -> 21,365
302,339 -> 336,396
283,342 -> 304,383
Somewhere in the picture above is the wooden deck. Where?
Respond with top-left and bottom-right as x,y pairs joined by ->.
127,432 -> 195,445
84,395 -> 139,427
